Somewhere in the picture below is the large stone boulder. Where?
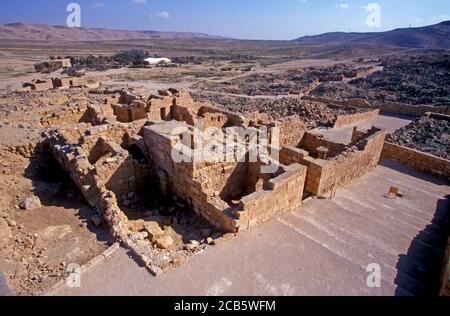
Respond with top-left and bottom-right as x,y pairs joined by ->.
19,196 -> 42,210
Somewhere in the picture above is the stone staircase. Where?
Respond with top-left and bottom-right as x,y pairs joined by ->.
279,161 -> 450,296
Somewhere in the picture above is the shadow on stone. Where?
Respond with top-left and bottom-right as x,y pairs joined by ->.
394,195 -> 450,296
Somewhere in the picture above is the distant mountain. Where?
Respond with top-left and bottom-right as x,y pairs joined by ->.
0,23 -> 227,41
293,21 -> 450,49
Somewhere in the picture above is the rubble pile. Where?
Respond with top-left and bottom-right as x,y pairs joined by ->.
313,54 -> 450,106
196,64 -> 373,96
386,117 -> 450,159
192,92 -> 362,128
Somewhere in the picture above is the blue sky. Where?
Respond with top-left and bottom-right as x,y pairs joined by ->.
0,0 -> 449,40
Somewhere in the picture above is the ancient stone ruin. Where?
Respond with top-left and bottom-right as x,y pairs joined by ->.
43,89 -> 386,275
22,77 -> 100,91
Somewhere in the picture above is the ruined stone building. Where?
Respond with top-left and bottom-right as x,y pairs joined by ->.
44,89 -> 386,274
22,76 -> 100,91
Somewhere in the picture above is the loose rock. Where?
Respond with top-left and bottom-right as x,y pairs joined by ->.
144,222 -> 164,242
155,235 -> 174,250
19,196 -> 42,210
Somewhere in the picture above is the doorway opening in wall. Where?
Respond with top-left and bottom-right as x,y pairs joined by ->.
128,144 -> 149,165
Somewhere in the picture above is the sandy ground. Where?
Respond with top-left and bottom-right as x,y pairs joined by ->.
0,88 -> 113,295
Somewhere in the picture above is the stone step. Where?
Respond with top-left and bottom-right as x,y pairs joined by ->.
335,189 -> 449,251
280,212 -> 397,294
290,207 -> 443,295
324,195 -> 444,259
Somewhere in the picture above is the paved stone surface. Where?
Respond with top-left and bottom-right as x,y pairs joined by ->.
313,114 -> 414,144
54,161 -> 450,296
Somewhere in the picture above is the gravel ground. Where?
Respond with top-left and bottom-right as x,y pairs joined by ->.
192,92 -> 362,129
386,117 -> 450,159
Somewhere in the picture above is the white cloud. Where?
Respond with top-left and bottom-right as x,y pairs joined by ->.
92,2 -> 107,8
156,11 -> 171,19
132,0 -> 147,4
336,3 -> 351,9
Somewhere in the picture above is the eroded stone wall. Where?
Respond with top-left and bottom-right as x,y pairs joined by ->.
382,142 -> 450,180
237,163 -> 307,230
303,95 -> 450,117
281,128 -> 386,197
334,109 -> 380,128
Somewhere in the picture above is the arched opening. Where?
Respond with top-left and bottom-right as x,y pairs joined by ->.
128,144 -> 149,165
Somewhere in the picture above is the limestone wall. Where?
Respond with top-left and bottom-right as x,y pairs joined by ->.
41,105 -> 89,127
300,132 -> 347,158
381,102 -> 449,117
45,127 -> 171,276
313,130 -> 385,196
303,95 -> 450,117
143,121 -> 309,233
334,109 -> 380,128
281,129 -> 386,197
276,116 -> 307,148
143,123 -> 236,232
382,142 -> 450,180
237,164 -> 307,231
302,96 -> 371,108
46,129 -> 130,239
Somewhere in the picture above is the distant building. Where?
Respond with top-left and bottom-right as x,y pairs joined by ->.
22,76 -> 100,91
48,58 -> 72,69
143,58 -> 172,66
34,58 -> 72,72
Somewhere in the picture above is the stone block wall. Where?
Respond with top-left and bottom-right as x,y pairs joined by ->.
334,109 -> 380,128
302,96 -> 371,108
41,104 -> 89,127
142,119 -> 310,233
275,116 -> 307,147
281,128 -> 386,197
382,142 -> 450,180
312,130 -> 386,196
300,132 -> 347,158
303,95 -> 450,117
237,164 -> 307,231
197,105 -> 245,128
381,102 -> 449,117
112,101 -> 147,123
143,123 -> 239,232
197,112 -> 229,130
